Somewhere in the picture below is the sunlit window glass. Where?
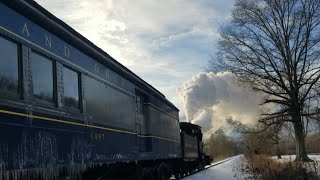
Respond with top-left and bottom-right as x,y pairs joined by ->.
63,67 -> 79,109
32,52 -> 54,102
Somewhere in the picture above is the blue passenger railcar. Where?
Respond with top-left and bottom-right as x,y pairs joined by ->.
0,0 -> 181,179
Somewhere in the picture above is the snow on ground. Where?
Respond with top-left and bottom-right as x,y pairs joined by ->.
271,154 -> 320,162
183,155 -> 246,180
181,154 -> 320,180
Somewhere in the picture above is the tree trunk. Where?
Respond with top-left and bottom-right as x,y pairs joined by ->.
276,143 -> 281,159
293,121 -> 312,162
275,134 -> 281,159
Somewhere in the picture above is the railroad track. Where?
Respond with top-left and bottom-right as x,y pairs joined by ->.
205,156 -> 237,169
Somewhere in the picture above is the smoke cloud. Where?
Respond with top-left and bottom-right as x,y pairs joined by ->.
177,72 -> 263,138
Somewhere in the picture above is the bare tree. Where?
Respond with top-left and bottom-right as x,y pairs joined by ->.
204,129 -> 237,160
210,0 -> 320,161
243,124 -> 281,155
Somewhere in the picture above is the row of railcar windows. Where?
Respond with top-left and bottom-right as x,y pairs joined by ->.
0,36 -> 79,109
0,36 -> 137,131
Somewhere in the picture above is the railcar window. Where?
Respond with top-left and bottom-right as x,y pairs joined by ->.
31,52 -> 54,102
0,37 -> 19,94
63,67 -> 80,109
85,76 -> 135,130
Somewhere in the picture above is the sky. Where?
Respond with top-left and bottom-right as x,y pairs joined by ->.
34,0 -> 236,121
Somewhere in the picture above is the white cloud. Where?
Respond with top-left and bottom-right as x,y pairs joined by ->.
151,25 -> 219,48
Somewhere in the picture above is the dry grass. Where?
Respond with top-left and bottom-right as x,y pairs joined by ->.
242,154 -> 320,180
246,154 -> 283,177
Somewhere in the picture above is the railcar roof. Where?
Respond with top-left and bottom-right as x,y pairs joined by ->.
3,0 -> 178,111
180,122 -> 201,130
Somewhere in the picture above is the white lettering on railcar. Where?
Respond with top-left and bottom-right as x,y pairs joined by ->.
21,22 -> 30,37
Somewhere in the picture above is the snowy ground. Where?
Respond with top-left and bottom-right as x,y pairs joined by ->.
183,155 -> 246,180
183,154 -> 320,180
271,154 -> 320,162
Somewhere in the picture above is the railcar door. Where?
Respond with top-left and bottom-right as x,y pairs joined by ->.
136,95 -> 147,152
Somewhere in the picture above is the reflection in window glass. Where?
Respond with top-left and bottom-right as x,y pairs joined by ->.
63,67 -> 79,109
85,76 -> 135,130
0,37 -> 19,93
32,53 -> 53,102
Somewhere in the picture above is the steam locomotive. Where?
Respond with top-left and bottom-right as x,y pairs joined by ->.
0,0 -> 211,179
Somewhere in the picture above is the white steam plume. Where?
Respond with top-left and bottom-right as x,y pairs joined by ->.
177,72 -> 263,138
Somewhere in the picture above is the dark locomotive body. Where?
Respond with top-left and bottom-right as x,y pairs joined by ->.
0,1 -> 211,179
172,122 -> 212,177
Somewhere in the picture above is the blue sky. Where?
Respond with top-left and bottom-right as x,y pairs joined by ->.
35,0 -> 236,118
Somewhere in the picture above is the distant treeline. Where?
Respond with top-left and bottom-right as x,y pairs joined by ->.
204,130 -> 320,161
